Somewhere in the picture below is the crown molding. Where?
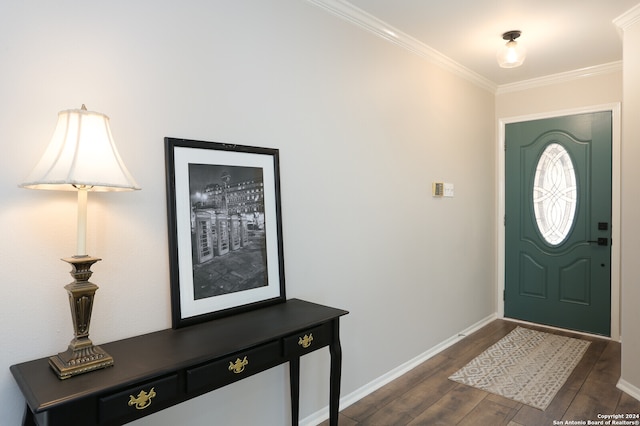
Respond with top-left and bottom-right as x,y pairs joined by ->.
613,3 -> 640,31
307,0 -> 623,96
306,0 -> 497,93
496,62 -> 623,95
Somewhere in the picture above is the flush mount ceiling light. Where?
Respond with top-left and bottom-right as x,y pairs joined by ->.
497,30 -> 526,68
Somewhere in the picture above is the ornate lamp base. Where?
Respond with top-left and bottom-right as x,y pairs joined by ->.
50,255 -> 114,380
49,344 -> 114,380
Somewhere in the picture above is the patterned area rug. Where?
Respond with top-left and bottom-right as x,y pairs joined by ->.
448,326 -> 590,410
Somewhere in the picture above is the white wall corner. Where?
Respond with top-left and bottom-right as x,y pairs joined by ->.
617,378 -> 640,403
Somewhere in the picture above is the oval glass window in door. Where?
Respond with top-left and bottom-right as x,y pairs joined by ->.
533,143 -> 578,246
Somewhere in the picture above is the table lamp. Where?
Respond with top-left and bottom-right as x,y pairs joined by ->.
20,105 -> 140,379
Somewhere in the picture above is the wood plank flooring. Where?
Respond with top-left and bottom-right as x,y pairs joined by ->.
320,319 -> 640,426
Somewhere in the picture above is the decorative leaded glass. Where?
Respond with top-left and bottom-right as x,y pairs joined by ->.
533,143 -> 577,246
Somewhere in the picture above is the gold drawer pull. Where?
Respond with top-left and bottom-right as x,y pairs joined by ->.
128,387 -> 156,410
228,356 -> 249,374
298,333 -> 314,349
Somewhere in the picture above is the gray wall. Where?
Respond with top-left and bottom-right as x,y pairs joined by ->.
0,1 -> 496,424
618,7 -> 640,399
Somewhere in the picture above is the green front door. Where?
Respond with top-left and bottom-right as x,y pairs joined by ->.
505,111 -> 612,336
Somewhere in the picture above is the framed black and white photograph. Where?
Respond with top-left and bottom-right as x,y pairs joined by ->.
165,138 -> 286,328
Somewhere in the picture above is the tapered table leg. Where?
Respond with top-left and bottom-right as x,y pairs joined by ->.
329,319 -> 342,426
290,357 -> 300,426
22,405 -> 36,426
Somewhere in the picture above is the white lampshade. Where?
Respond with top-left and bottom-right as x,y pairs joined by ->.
20,106 -> 140,192
19,106 -> 139,376
497,38 -> 526,69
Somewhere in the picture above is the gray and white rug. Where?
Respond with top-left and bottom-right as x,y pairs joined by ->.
448,326 -> 590,410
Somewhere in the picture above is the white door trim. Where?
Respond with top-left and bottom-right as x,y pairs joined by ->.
497,103 -> 621,340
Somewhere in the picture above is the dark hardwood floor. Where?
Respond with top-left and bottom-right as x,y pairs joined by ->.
321,319 -> 640,425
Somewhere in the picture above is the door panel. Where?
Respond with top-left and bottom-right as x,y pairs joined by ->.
520,253 -> 545,298
505,112 -> 612,336
559,258 -> 590,305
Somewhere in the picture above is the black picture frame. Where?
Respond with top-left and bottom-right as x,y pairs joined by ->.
165,137 -> 286,328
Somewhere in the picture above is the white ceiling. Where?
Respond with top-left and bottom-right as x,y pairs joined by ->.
334,0 -> 639,86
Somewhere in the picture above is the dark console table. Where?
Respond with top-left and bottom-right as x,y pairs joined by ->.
10,299 -> 348,426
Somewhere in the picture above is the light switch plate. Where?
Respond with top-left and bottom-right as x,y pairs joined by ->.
432,182 -> 444,197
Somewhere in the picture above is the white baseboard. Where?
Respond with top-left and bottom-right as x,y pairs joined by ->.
300,313 -> 498,426
617,378 -> 640,402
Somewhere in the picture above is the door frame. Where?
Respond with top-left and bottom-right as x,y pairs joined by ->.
497,103 -> 621,340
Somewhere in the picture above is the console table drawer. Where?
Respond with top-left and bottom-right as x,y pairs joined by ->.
284,322 -> 331,357
98,374 -> 179,425
186,341 -> 282,392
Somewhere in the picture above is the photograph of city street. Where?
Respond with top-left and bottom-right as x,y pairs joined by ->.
188,163 -> 269,300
